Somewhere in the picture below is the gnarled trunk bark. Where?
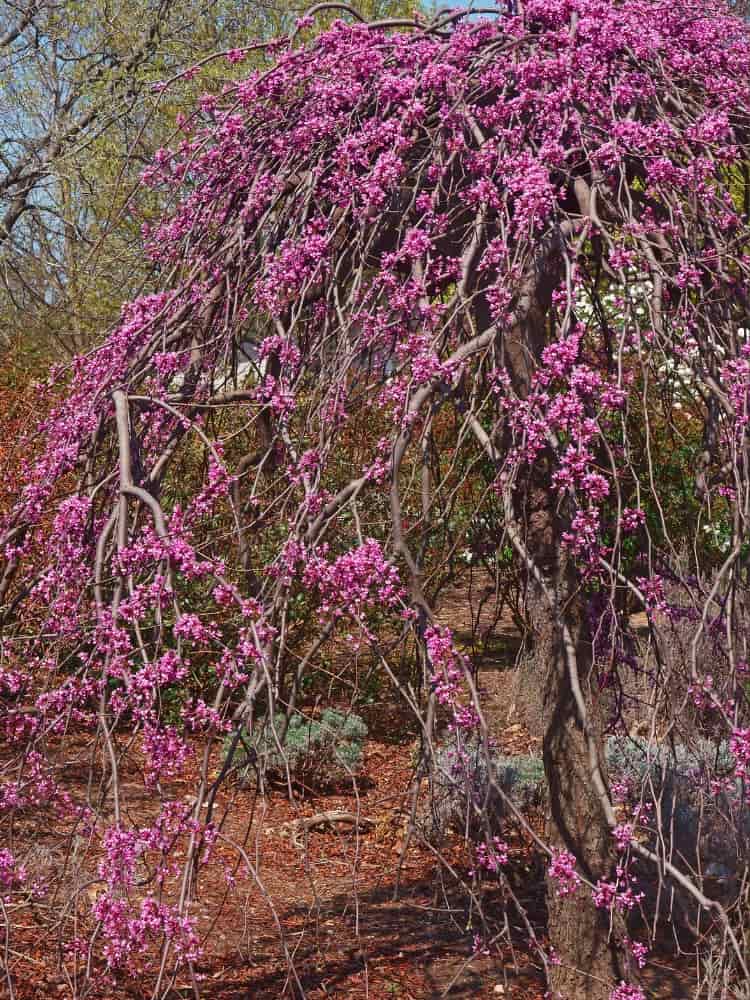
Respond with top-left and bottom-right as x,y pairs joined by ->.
483,253 -> 631,997
513,482 -> 626,999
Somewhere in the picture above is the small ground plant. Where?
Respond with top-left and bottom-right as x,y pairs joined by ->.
224,709 -> 368,787
429,736 -> 748,884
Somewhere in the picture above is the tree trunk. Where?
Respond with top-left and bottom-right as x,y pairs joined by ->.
515,482 -> 626,999
496,259 -> 629,997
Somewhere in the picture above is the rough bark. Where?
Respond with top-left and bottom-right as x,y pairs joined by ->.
514,479 -> 626,999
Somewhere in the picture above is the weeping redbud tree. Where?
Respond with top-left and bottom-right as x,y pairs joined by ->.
2,1 -> 750,997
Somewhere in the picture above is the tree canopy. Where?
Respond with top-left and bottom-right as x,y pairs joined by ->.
2,2 -> 750,997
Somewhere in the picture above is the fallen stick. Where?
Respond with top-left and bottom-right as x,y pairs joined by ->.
281,811 -> 375,849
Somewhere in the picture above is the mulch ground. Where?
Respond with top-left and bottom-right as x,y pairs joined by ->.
4,705 -> 698,1000
1,574 -> 698,999
3,689 -> 555,1000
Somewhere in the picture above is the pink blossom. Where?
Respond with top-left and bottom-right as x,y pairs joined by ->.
609,983 -> 646,1000
548,849 -> 581,897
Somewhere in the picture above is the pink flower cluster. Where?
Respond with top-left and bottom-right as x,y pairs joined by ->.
93,893 -> 201,969
547,849 -> 581,897
609,983 -> 646,1000
302,538 -> 402,623
592,865 -> 644,912
730,728 -> 750,790
0,848 -> 26,897
471,836 -> 509,876
91,808 -> 213,968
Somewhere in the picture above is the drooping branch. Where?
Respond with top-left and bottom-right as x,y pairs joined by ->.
1,3 -> 750,997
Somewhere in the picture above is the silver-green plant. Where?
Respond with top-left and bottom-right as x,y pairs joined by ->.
426,733 -> 748,873
223,709 -> 368,786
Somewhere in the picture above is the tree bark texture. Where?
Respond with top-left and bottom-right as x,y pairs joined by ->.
515,479 -> 626,999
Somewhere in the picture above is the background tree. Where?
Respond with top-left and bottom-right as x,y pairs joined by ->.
0,0 -> 409,366
1,2 -> 749,999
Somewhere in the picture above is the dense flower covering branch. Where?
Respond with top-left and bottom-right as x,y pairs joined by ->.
0,1 -> 749,996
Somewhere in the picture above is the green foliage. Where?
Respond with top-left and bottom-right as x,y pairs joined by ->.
431,740 -> 545,829
427,735 -> 747,861
224,709 -> 368,786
